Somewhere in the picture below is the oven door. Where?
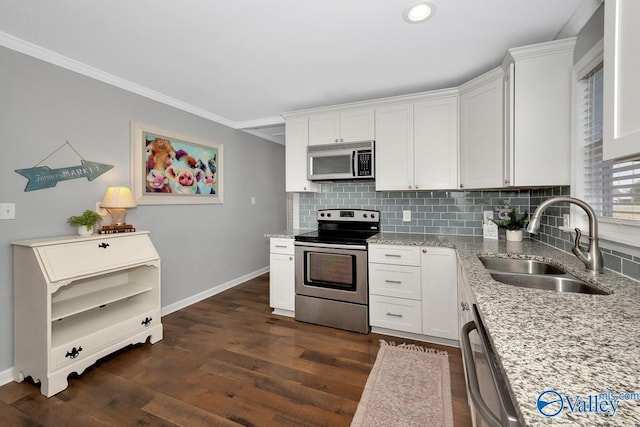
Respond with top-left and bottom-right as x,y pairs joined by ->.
295,242 -> 368,305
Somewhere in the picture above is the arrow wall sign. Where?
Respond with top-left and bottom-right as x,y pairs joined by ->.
15,160 -> 113,192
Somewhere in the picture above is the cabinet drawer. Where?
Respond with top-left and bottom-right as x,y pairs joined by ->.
51,309 -> 159,371
270,238 -> 294,255
37,234 -> 159,283
369,295 -> 422,334
368,244 -> 421,266
369,263 -> 421,300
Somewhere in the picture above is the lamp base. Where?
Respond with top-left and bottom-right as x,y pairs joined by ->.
106,208 -> 128,226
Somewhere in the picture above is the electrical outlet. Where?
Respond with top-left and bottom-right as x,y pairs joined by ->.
0,203 -> 16,220
95,201 -> 108,216
251,196 -> 256,205
402,210 -> 411,222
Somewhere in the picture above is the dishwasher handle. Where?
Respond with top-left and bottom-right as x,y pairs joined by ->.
461,321 -> 502,427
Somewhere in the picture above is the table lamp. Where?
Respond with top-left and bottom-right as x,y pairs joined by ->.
101,187 -> 136,226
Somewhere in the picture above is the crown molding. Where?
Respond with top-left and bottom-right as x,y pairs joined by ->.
0,31 -> 245,130
235,116 -> 285,129
556,0 -> 603,39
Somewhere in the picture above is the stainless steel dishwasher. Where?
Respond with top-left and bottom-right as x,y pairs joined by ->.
461,305 -> 521,427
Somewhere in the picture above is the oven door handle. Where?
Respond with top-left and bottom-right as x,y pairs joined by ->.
461,321 -> 502,427
294,241 -> 367,251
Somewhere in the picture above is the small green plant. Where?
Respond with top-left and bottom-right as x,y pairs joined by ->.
492,208 -> 529,230
67,210 -> 103,228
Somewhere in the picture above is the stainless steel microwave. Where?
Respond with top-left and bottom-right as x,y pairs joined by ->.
307,141 -> 374,181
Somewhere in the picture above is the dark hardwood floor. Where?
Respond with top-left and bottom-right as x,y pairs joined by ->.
0,273 -> 472,426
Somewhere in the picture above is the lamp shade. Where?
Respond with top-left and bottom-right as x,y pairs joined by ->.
101,187 -> 137,208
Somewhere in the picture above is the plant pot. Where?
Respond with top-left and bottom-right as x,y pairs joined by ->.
77,225 -> 93,236
506,229 -> 523,242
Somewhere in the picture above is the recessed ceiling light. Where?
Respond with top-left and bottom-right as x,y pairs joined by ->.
403,1 -> 436,24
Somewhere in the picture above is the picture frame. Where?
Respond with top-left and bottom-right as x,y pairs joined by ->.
130,121 -> 223,205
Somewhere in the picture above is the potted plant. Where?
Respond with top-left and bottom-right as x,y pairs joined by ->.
492,208 -> 529,241
67,210 -> 103,236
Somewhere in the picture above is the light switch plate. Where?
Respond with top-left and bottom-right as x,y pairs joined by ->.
0,203 -> 16,220
402,210 -> 411,222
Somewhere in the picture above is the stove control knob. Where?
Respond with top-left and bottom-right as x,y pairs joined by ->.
363,214 -> 368,218
320,213 -> 325,217
370,213 -> 375,219
326,213 -> 331,217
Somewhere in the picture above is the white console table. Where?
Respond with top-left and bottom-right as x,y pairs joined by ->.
12,231 -> 163,397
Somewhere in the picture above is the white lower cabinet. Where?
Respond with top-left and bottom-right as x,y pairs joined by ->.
12,231 -> 162,397
269,238 -> 295,317
421,247 -> 458,340
368,244 -> 458,342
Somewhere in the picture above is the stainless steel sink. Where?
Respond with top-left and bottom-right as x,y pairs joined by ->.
479,257 -> 565,275
487,271 -> 609,295
479,256 -> 611,295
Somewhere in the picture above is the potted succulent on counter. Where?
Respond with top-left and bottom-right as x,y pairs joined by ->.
492,208 -> 529,241
67,210 -> 103,236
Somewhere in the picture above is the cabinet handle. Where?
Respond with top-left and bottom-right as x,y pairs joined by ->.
408,185 -> 413,189
384,280 -> 402,284
386,312 -> 403,318
384,254 -> 401,258
422,249 -> 427,253
289,256 -> 293,261
460,184 -> 465,188
460,302 -> 470,311
141,317 -> 153,327
98,242 -> 110,249
275,245 -> 287,248
65,346 -> 83,359
335,138 -> 339,142
504,179 -> 510,185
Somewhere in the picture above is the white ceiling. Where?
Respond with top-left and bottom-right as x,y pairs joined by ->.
0,0 -> 600,144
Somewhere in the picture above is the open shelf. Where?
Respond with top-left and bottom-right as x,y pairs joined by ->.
51,299 -> 157,349
51,282 -> 152,322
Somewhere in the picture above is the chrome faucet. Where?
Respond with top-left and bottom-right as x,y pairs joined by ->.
526,196 -> 604,273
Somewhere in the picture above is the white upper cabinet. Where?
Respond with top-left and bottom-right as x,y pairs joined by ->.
459,68 -> 505,189
284,116 -> 319,192
603,0 -> 640,161
308,107 -> 374,145
375,103 -> 414,190
413,95 -> 459,190
375,91 -> 458,191
503,38 -> 575,186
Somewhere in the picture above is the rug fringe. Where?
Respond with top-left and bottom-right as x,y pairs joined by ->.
379,339 -> 449,357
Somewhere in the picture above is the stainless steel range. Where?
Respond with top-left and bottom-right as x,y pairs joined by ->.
294,209 -> 380,333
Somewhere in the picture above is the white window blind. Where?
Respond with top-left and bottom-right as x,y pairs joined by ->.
580,63 -> 640,221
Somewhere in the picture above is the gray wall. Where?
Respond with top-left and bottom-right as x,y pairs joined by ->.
0,46 -> 286,372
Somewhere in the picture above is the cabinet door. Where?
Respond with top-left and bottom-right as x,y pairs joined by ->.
340,108 -> 375,143
414,96 -> 459,190
508,40 -> 574,186
285,117 -> 318,192
459,71 -> 504,189
374,103 -> 414,191
603,0 -> 640,160
269,253 -> 295,312
308,112 -> 340,145
421,247 -> 458,340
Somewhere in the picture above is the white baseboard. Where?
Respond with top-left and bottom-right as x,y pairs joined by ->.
0,267 -> 270,388
0,367 -> 14,387
161,266 -> 269,316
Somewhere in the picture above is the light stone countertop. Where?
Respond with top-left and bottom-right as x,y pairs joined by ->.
370,232 -> 640,426
264,229 -> 310,239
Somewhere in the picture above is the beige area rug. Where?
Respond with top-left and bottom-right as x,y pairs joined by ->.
351,340 -> 454,427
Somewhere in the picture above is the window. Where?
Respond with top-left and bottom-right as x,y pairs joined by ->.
579,64 -> 640,221
572,40 -> 640,251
